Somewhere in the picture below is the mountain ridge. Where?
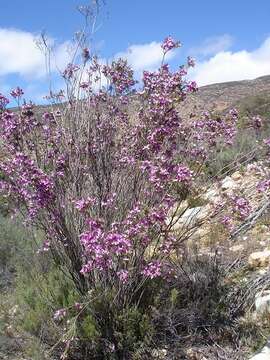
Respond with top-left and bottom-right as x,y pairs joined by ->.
183,75 -> 270,115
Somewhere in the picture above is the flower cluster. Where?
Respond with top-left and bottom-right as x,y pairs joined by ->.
102,59 -> 136,94
53,308 -> 67,322
251,115 -> 262,129
257,179 -> 270,192
62,63 -> 80,80
10,87 -> 24,99
187,56 -> 195,67
231,195 -> 251,220
74,197 -> 97,212
0,152 -> 55,219
0,37 -> 260,296
142,261 -> 162,279
0,93 -> 9,110
161,36 -> 181,53
80,219 -> 131,274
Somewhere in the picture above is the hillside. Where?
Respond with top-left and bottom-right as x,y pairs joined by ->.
180,75 -> 270,117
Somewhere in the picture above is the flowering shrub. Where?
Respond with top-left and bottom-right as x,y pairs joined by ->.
0,36 -> 260,357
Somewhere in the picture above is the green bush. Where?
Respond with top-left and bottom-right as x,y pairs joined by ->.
15,266 -> 80,337
237,93 -> 270,119
0,215 -> 32,271
205,128 -> 260,177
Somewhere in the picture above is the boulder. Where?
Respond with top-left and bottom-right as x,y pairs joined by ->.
203,188 -> 220,203
172,206 -> 209,231
229,244 -> 244,252
221,176 -> 237,191
255,290 -> 270,314
248,250 -> 270,268
231,171 -> 242,181
250,340 -> 270,359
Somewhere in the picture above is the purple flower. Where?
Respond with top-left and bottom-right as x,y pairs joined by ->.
53,308 -> 67,321
231,196 -> 251,220
187,56 -> 195,67
251,115 -> 262,129
74,302 -> 83,311
257,179 -> 270,192
37,239 -> 50,253
161,36 -> 181,53
0,93 -> 9,109
102,59 -> 136,94
10,87 -> 24,99
80,81 -> 90,89
82,47 -> 90,62
62,63 -> 80,80
74,197 -> 96,212
117,269 -> 129,283
221,215 -> 234,231
175,165 -> 192,183
142,261 -> 162,279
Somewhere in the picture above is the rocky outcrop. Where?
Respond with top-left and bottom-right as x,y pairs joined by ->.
248,250 -> 270,268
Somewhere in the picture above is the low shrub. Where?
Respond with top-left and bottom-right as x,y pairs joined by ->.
0,5 -> 267,357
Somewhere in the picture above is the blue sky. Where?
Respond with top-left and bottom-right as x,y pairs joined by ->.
1,0 -> 270,103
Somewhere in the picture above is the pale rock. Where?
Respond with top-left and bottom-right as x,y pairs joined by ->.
174,206 -> 209,229
231,171 -> 242,181
186,348 -> 207,360
248,250 -> 270,268
250,340 -> 270,359
203,188 -> 220,203
255,290 -> 270,314
229,244 -> 244,252
151,349 -> 167,359
221,176 -> 237,191
193,227 -> 209,240
257,269 -> 268,276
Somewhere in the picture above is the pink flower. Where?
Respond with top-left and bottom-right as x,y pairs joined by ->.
0,93 -> 9,109
117,269 -> 129,283
53,308 -> 67,321
161,36 -> 181,53
175,165 -> 192,183
231,196 -> 251,220
142,261 -> 162,279
257,179 -> 270,192
221,215 -> 234,231
37,239 -> 50,253
251,115 -> 262,129
187,56 -> 195,67
74,302 -> 83,311
10,87 -> 24,99
82,47 -> 90,62
74,197 -> 96,212
62,63 -> 79,80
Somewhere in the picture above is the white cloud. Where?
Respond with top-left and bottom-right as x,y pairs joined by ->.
190,34 -> 233,57
114,41 -> 177,73
0,30 -> 181,101
0,30 -> 177,86
0,28 -> 70,78
5,27 -> 270,96
191,37 -> 270,86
